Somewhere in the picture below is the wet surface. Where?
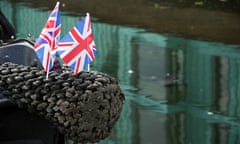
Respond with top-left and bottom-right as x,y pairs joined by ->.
7,0 -> 240,44
1,0 -> 240,144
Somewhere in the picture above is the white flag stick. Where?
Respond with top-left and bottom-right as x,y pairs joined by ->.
46,70 -> 49,80
87,64 -> 90,71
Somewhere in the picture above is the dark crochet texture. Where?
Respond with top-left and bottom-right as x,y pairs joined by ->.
0,62 -> 125,143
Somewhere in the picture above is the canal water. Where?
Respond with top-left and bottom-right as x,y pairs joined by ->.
1,0 -> 240,144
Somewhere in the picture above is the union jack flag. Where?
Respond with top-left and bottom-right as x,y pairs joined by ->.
34,2 -> 61,74
58,13 -> 96,74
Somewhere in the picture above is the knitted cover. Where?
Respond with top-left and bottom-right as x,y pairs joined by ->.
0,62 -> 125,143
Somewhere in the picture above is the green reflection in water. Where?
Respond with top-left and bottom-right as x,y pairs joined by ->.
1,0 -> 240,144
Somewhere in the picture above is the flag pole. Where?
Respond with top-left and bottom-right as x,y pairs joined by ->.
87,64 -> 90,71
46,71 -> 49,80
87,12 -> 90,72
46,60 -> 50,80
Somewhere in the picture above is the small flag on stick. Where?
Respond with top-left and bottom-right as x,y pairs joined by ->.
34,2 -> 61,79
58,13 -> 96,74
